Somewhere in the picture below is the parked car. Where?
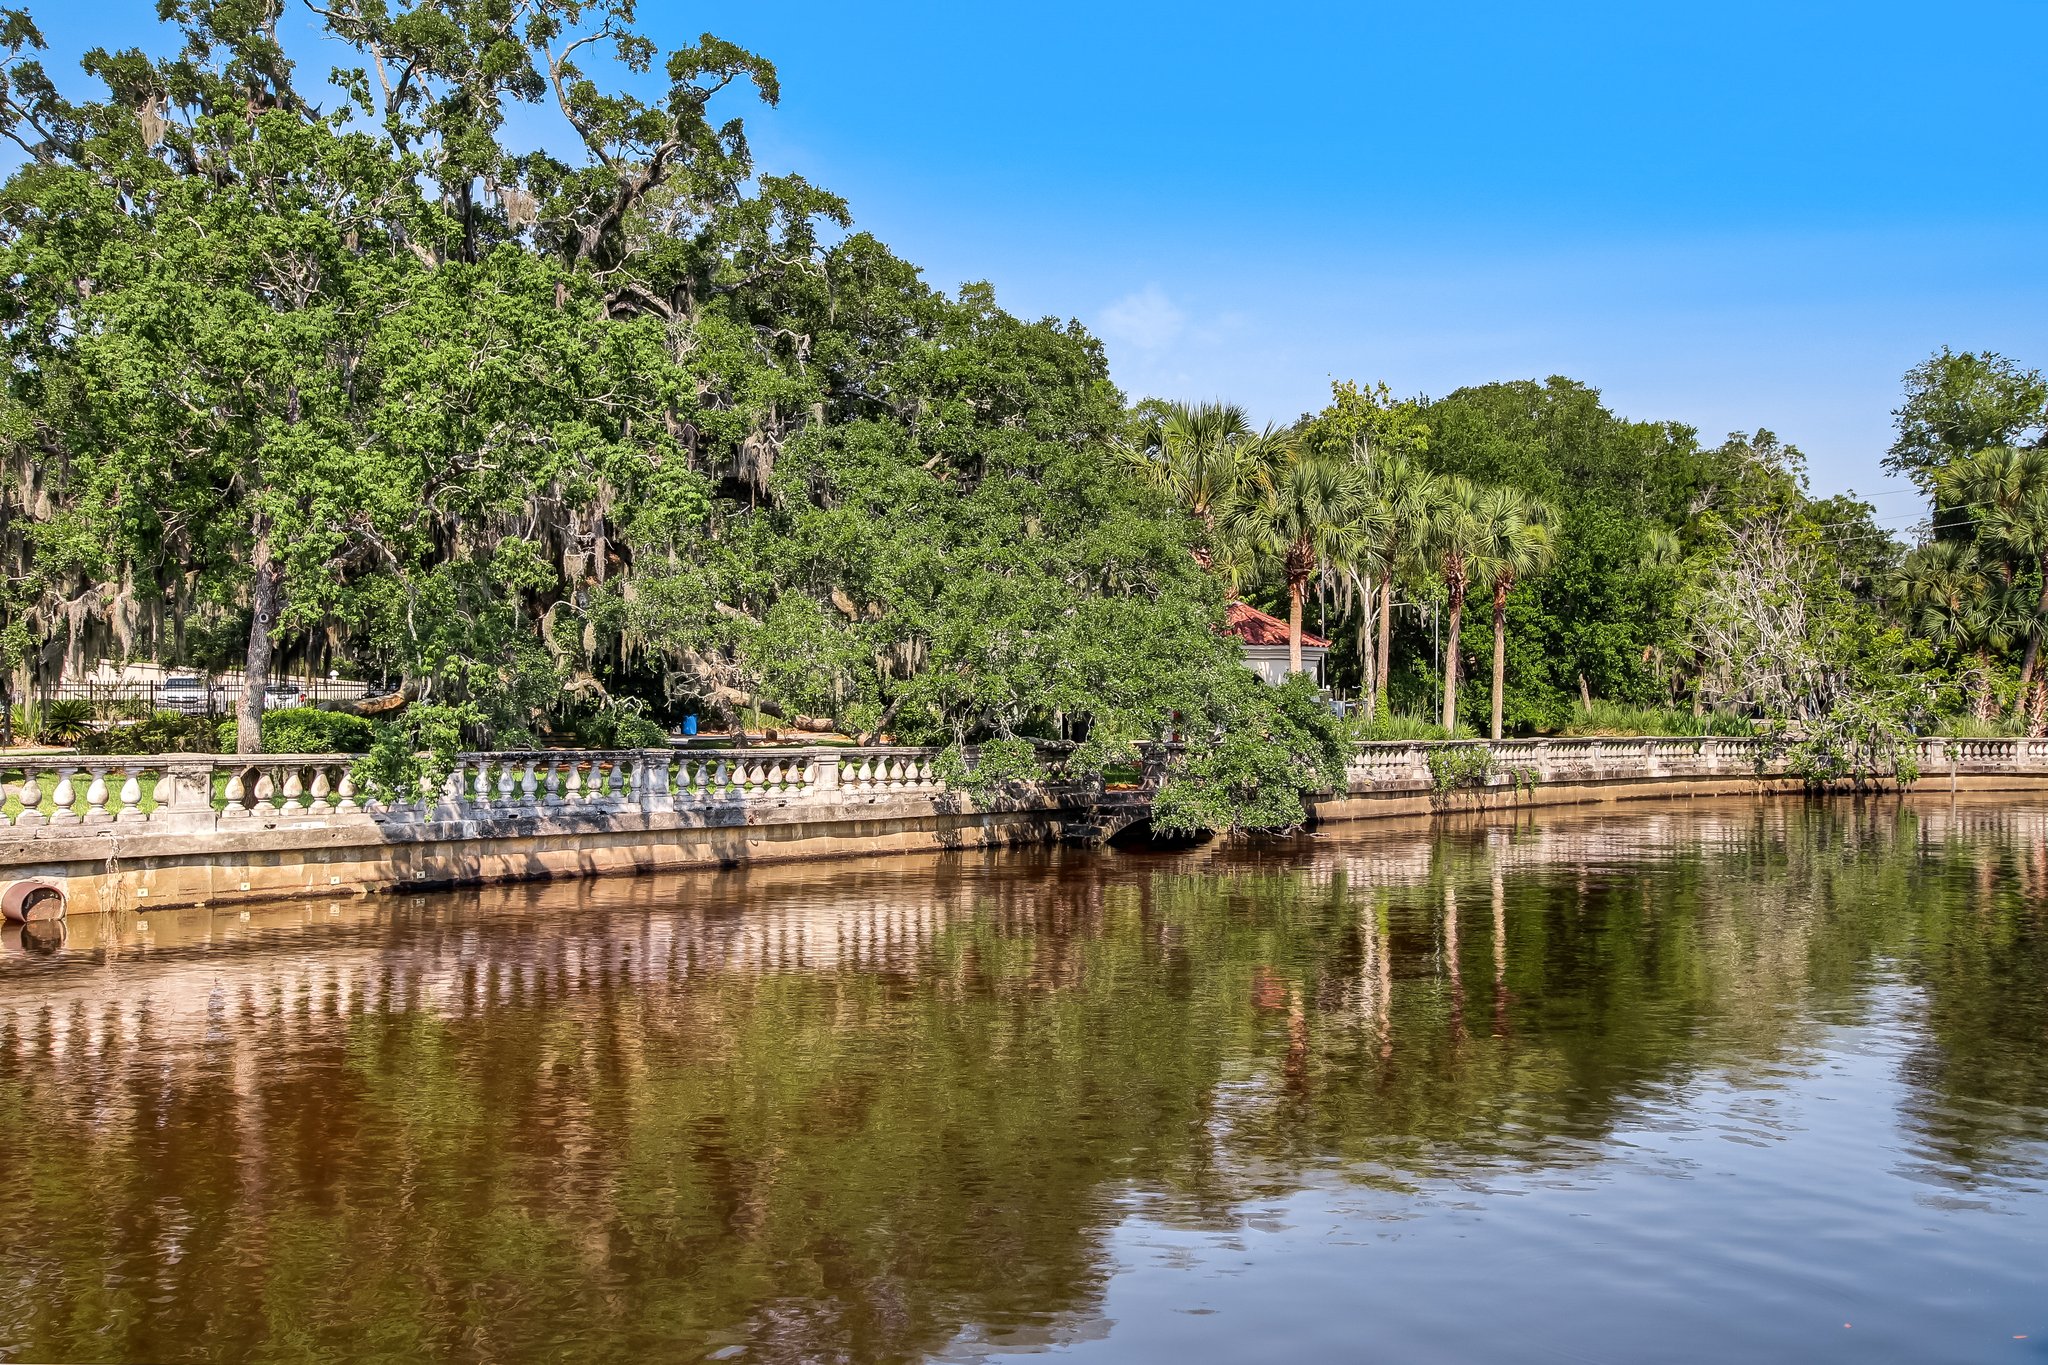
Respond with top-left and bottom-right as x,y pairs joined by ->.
158,676 -> 212,715
262,682 -> 307,710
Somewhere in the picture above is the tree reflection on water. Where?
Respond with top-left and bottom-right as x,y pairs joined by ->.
1,796 -> 2044,1363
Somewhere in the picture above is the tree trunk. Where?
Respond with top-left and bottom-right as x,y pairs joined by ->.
1375,575 -> 1393,718
1356,573 -> 1376,718
1974,648 -> 1995,722
2017,564 -> 2048,713
236,528 -> 284,755
1490,576 -> 1509,742
0,665 -> 11,749
1441,587 -> 1465,731
1287,576 -> 1306,676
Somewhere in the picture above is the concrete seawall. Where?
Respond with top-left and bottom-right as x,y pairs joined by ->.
5,736 -> 2048,916
0,787 -> 1085,918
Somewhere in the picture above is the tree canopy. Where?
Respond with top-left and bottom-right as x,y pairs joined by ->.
2,0 -> 2043,821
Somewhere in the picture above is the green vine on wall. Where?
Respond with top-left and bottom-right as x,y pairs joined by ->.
1426,746 -> 1494,809
1425,747 -> 1541,810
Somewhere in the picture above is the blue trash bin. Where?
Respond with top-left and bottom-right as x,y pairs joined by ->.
683,715 -> 699,737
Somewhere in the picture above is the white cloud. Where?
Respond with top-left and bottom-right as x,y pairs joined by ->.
1096,284 -> 1187,352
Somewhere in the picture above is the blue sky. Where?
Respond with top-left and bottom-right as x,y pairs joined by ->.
16,1 -> 2048,516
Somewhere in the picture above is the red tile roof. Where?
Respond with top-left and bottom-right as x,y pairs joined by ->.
1225,601 -> 1328,649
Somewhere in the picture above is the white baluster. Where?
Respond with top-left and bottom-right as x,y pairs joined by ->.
253,768 -> 277,812
521,760 -> 538,805
565,760 -> 584,803
14,769 -> 44,827
223,768 -> 248,817
119,767 -> 144,820
336,769 -> 359,812
474,759 -> 492,807
856,756 -> 874,791
712,758 -> 729,797
84,767 -> 111,822
499,760 -> 518,804
308,767 -> 332,813
281,767 -> 305,812
50,767 -> 80,824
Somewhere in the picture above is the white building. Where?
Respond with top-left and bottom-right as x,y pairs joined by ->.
1226,602 -> 1328,686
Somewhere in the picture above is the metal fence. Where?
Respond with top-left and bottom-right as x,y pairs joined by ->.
24,677 -> 379,719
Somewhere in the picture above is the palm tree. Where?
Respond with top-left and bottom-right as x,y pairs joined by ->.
1942,448 -> 2048,724
1221,434 -> 1378,676
1355,449 -> 1447,719
1895,540 -> 2002,719
1472,485 -> 1559,741
1424,477 -> 1487,731
1124,401 -> 1256,566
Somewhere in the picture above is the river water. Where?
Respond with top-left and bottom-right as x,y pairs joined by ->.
2,797 -> 2046,1363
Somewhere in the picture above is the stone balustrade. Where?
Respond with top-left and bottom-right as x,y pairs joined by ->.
0,746 -> 947,832
4,734 -> 2046,841
7,735 -> 2048,918
1344,735 -> 2048,793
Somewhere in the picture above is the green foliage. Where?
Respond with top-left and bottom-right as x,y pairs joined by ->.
1346,710 -> 1470,742
932,737 -> 1041,795
1772,705 -> 1922,792
1425,745 -> 1495,805
560,703 -> 670,750
1931,714 -> 2026,739
30,699 -> 90,744
1754,625 -> 1937,790
215,708 -> 375,756
1,2 -> 2043,761
353,704 -> 477,804
74,710 -> 217,755
1560,702 -> 1754,738
1884,348 -> 2048,493
1152,674 -> 1347,836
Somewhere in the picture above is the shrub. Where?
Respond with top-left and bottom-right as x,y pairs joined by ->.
1152,673 -> 1348,837
611,713 -> 670,748
1347,710 -> 1471,743
558,702 -> 670,749
76,710 -> 218,755
216,707 -> 375,755
933,736 -> 1042,794
28,699 -> 92,744
1771,695 -> 1922,792
353,703 -> 476,803
1930,714 -> 2025,739
1560,701 -> 1754,738
1426,745 -> 1495,806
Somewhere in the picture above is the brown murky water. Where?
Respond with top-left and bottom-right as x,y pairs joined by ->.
2,796 -> 2046,1363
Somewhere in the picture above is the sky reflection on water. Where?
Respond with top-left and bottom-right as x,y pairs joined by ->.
2,796 -> 2045,1363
